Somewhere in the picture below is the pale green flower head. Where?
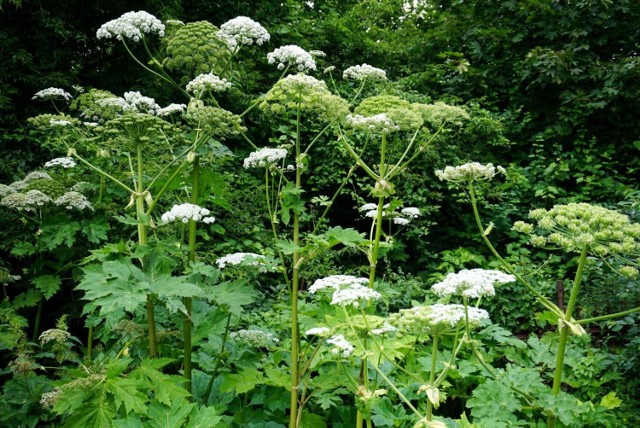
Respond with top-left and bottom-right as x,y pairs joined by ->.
260,74 -> 349,123
102,112 -> 174,146
391,303 -> 489,338
346,314 -> 387,338
70,89 -> 121,122
354,95 -> 424,131
435,162 -> 506,184
163,21 -> 231,84
515,203 -> 640,277
184,106 -> 245,137
27,114 -> 79,130
411,102 -> 469,127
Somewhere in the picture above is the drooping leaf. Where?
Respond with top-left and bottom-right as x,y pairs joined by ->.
31,274 -> 61,300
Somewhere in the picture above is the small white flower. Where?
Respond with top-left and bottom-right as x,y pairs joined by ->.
401,207 -> 420,218
157,103 -> 186,116
359,203 -> 378,212
431,269 -> 515,299
308,275 -> 369,293
371,324 -> 396,336
230,329 -> 279,347
186,74 -> 232,96
32,88 -> 72,101
44,157 -> 76,169
343,64 -> 387,81
49,119 -> 72,127
218,16 -> 270,50
161,203 -> 215,224
305,327 -> 331,337
97,11 -> 165,42
267,45 -> 316,72
330,283 -> 381,307
243,147 -> 288,168
54,191 -> 93,211
326,334 -> 354,357
394,217 -> 410,226
216,252 -> 266,269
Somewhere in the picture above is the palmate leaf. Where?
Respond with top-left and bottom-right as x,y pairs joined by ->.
146,272 -> 205,314
76,259 -> 149,316
130,359 -> 190,406
105,377 -> 148,415
185,405 -> 225,428
147,399 -> 194,428
40,219 -> 82,250
467,379 -> 522,422
208,280 -> 258,316
62,404 -> 115,428
220,367 -> 265,394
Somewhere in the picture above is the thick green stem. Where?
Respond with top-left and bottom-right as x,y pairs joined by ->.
183,157 -> 200,394
577,306 -> 640,324
547,245 -> 588,428
135,144 -> 157,358
32,297 -> 44,342
426,335 -> 439,421
289,106 -> 302,428
368,196 -> 385,289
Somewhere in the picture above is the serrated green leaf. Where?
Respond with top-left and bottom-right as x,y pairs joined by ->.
467,379 -> 522,421
209,280 -> 258,316
10,241 -> 36,257
185,405 -> 224,428
131,359 -> 190,406
106,377 -> 148,415
62,404 -> 115,428
300,412 -> 327,428
76,259 -> 149,315
600,391 -> 622,409
40,220 -> 81,250
219,368 -> 264,394
147,399 -> 194,428
85,220 -> 110,244
32,274 -> 61,300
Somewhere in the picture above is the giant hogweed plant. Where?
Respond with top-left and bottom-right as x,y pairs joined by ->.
436,161 -> 640,427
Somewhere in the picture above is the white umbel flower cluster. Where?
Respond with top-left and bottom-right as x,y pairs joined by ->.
44,157 -> 76,169
216,252 -> 266,269
267,45 -> 316,71
305,327 -> 331,337
49,119 -> 72,127
308,275 -> 369,293
96,11 -> 165,42
343,64 -> 387,81
97,91 -> 160,114
1,190 -> 52,212
218,16 -> 270,50
326,334 -> 354,357
160,203 -> 215,224
32,88 -> 72,101
243,147 -> 288,168
157,103 -> 186,116
230,329 -> 280,347
39,328 -> 71,345
330,283 -> 381,307
346,114 -> 399,134
186,73 -> 232,96
432,269 -> 515,299
394,304 -> 489,333
359,202 -> 420,225
54,191 -> 93,211
435,162 -> 506,184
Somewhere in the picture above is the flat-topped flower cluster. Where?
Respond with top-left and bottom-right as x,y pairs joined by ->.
267,45 -> 316,71
435,162 -> 506,184
160,203 -> 215,224
97,11 -> 165,42
218,16 -> 270,50
432,268 -> 515,299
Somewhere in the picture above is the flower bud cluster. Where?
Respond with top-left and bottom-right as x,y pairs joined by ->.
54,191 -> 93,211
97,11 -> 165,42
217,16 -> 270,50
343,64 -> 387,81
186,73 -> 232,96
267,45 -> 316,71
39,328 -> 71,345
392,304 -> 489,336
97,91 -> 160,115
1,190 -> 52,212
346,113 -> 399,134
230,329 -> 280,347
514,203 -> 640,276
243,147 -> 288,168
435,162 -> 506,184
431,269 -> 515,299
160,203 -> 215,224
32,88 -> 72,101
